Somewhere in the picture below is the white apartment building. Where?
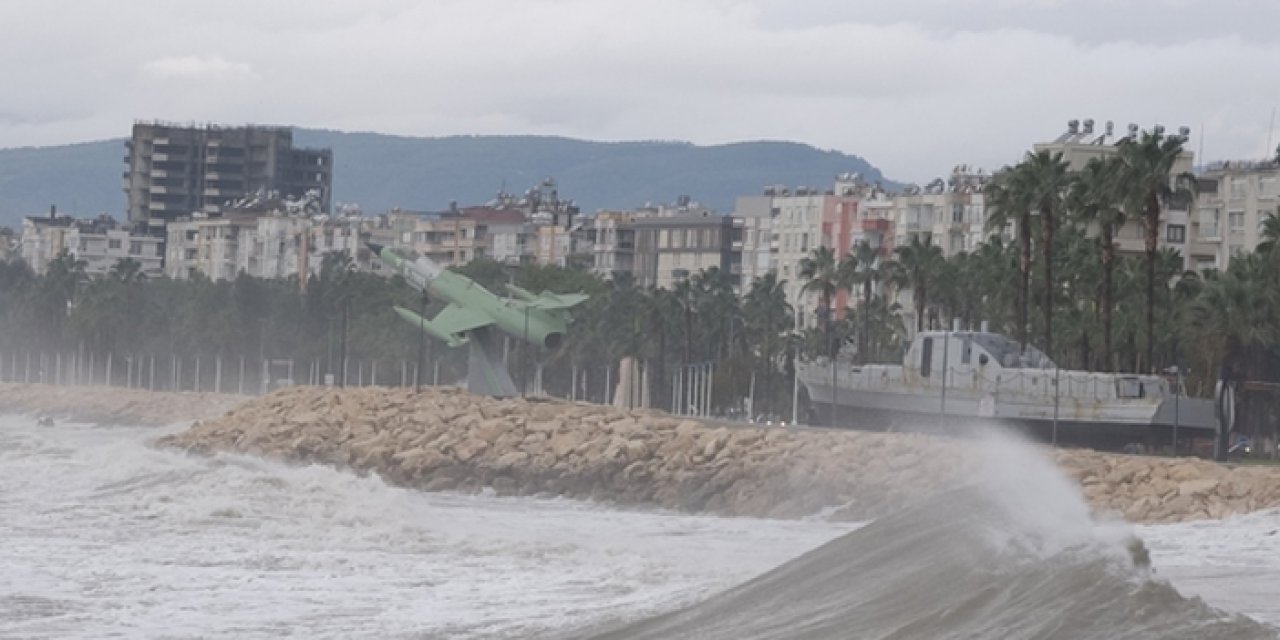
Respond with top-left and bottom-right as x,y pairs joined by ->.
731,195 -> 775,288
1194,159 -> 1280,270
891,167 -> 991,257
1033,118 -> 1202,269
165,214 -> 368,281
21,213 -> 164,277
588,211 -> 636,280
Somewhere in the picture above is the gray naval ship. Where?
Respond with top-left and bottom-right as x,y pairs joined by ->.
797,328 -> 1219,451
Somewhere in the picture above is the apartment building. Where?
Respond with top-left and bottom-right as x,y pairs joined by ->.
21,211 -> 164,277
891,167 -> 991,256
1032,119 -> 1201,268
1194,159 -> 1280,270
632,212 -> 742,291
731,195 -> 775,288
165,213 -> 368,281
124,122 -> 332,226
588,211 -> 637,280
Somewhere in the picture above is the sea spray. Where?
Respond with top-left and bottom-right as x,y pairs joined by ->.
581,426 -> 1277,639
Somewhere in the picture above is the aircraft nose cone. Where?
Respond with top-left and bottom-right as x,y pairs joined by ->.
366,242 -> 385,255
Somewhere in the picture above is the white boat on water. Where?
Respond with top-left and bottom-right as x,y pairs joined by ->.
797,329 -> 1218,450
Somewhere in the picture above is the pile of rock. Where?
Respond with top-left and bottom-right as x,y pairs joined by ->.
160,386 -> 1280,524
0,383 -> 245,426
1054,449 -> 1280,523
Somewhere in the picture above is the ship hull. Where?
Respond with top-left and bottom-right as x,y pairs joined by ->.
800,378 -> 1217,452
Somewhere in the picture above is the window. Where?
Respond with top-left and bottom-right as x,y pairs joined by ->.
1260,177 -> 1278,200
1230,178 -> 1248,200
1198,208 -> 1221,238
1166,224 -> 1186,243
1229,210 -> 1245,233
800,233 -> 809,252
129,241 -> 143,255
952,204 -> 964,223
920,338 -> 933,378
108,239 -> 122,250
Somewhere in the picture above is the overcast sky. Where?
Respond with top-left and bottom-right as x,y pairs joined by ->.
2,0 -> 1279,182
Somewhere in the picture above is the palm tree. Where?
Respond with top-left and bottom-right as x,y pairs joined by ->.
839,240 -> 885,363
1017,150 -> 1072,358
1116,129 -> 1197,371
1257,210 -> 1280,255
1069,156 -> 1127,370
743,272 -> 792,415
886,234 -> 945,333
985,167 -> 1034,351
798,246 -> 840,331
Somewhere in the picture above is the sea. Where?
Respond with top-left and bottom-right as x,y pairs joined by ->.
1,415 -> 1278,639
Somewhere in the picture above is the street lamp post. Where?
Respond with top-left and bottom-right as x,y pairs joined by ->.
791,301 -> 801,426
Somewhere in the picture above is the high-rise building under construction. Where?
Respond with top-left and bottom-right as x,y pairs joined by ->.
123,122 -> 331,226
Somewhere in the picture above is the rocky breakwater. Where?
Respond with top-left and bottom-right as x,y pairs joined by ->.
1054,449 -> 1280,523
160,386 -> 1280,523
0,383 -> 247,425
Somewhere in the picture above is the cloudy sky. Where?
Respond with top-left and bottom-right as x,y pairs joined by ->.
2,0 -> 1279,182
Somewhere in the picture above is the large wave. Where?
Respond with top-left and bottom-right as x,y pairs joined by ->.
579,432 -> 1278,640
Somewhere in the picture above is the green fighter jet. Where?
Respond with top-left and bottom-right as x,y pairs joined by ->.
368,243 -> 587,396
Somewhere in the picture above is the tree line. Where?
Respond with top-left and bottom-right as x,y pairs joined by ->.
1,129 -> 1277,430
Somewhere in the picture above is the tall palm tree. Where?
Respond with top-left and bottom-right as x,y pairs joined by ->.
886,233 -> 945,333
743,272 -> 792,415
838,240 -> 884,363
985,167 -> 1034,351
1069,156 -> 1127,370
1257,210 -> 1280,255
1017,149 -> 1071,359
798,246 -> 840,331
1116,129 -> 1197,371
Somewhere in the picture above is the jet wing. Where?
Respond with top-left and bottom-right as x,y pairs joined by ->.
527,292 -> 589,310
430,303 -> 494,334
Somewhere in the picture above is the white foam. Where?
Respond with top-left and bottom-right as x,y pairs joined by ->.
0,416 -> 853,639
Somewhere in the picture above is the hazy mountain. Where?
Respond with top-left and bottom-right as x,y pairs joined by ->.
0,130 -> 895,227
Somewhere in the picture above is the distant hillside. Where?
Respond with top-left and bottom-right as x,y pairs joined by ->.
0,131 -> 894,227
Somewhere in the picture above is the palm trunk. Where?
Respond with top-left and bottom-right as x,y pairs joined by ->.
916,281 -> 927,333
861,280 -> 872,363
1018,211 -> 1032,352
1101,222 -> 1115,372
1041,203 -> 1054,359
1144,197 -> 1159,373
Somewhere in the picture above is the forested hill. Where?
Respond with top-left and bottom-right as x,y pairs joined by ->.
0,131 -> 894,227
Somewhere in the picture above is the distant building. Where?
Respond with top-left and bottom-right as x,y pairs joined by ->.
20,209 -> 163,277
632,210 -> 741,291
586,211 -> 636,280
1194,159 -> 1280,270
124,122 -> 332,227
1032,119 -> 1201,269
165,211 -> 367,282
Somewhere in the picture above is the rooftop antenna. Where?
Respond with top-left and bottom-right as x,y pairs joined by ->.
1198,121 -> 1205,166
1267,107 -> 1277,158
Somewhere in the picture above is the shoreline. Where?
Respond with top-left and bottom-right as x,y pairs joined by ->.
156,385 -> 1280,524
0,382 -> 247,426
6,382 -> 1279,524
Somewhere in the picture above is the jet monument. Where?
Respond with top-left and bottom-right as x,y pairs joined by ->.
368,243 -> 587,397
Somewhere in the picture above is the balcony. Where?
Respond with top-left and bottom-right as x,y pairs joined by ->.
862,219 -> 890,232
150,169 -> 168,179
151,186 -> 168,194
204,188 -> 221,197
731,240 -> 744,250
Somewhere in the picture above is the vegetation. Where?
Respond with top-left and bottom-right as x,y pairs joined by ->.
4,127 -> 1280,438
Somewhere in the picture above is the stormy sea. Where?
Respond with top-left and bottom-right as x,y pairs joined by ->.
2,415 -> 1278,639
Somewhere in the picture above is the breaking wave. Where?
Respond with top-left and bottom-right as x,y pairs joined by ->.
581,432 -> 1278,640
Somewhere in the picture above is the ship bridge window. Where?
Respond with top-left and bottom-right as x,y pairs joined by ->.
1116,377 -> 1144,399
